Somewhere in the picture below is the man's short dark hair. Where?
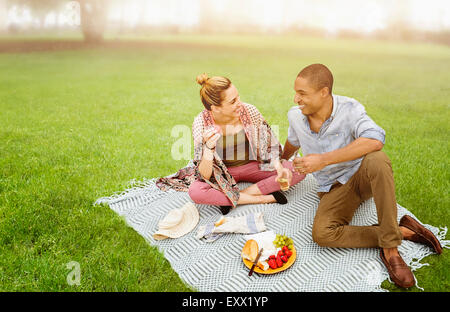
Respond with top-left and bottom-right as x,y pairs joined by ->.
297,64 -> 333,94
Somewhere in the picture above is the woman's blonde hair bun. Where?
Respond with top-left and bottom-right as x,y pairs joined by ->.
196,73 -> 231,110
196,73 -> 209,86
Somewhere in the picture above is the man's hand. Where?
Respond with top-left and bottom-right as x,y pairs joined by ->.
293,137 -> 384,174
293,154 -> 328,174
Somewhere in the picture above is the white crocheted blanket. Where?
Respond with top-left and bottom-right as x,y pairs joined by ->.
95,163 -> 449,292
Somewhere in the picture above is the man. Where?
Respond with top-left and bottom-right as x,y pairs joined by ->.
281,64 -> 442,288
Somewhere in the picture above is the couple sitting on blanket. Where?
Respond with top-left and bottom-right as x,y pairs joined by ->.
186,64 -> 442,289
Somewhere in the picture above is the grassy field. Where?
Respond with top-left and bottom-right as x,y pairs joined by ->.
0,34 -> 448,292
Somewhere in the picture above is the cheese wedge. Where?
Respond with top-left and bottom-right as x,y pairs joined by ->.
257,261 -> 269,271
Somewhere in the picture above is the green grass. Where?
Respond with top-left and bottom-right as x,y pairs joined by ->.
0,34 -> 448,292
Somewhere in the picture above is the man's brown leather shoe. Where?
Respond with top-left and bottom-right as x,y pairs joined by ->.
380,249 -> 415,288
399,215 -> 443,254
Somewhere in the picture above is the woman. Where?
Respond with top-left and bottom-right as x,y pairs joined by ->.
188,73 -> 306,214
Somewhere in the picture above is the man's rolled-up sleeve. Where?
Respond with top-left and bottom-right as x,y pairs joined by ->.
352,106 -> 386,145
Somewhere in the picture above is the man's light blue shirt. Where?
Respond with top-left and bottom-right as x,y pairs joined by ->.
287,94 -> 386,193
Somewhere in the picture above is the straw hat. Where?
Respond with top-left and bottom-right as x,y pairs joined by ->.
153,201 -> 199,240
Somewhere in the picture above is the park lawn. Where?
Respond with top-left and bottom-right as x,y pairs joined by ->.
0,34 -> 448,291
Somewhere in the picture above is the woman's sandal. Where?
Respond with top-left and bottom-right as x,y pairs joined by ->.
219,206 -> 231,215
219,191 -> 287,215
270,191 -> 288,205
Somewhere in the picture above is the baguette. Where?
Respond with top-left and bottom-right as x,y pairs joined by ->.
241,239 -> 258,262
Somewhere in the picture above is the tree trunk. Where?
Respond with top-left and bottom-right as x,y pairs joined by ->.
78,0 -> 106,43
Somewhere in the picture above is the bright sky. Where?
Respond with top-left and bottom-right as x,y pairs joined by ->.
3,0 -> 450,32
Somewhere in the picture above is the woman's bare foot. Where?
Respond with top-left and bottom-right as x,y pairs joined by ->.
240,183 -> 263,196
237,192 -> 276,205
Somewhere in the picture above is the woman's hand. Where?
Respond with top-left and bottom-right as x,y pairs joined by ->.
202,126 -> 221,150
277,167 -> 293,182
199,126 -> 222,179
274,159 -> 293,185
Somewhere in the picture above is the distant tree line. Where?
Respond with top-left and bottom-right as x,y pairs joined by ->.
4,0 -> 450,46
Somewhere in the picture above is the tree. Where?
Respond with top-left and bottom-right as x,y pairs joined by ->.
78,0 -> 107,43
6,0 -> 107,42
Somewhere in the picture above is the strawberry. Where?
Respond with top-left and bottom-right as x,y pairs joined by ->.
282,246 -> 289,253
285,250 -> 293,258
268,259 -> 277,269
269,255 -> 276,260
276,255 -> 283,268
281,255 -> 288,263
277,250 -> 284,258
